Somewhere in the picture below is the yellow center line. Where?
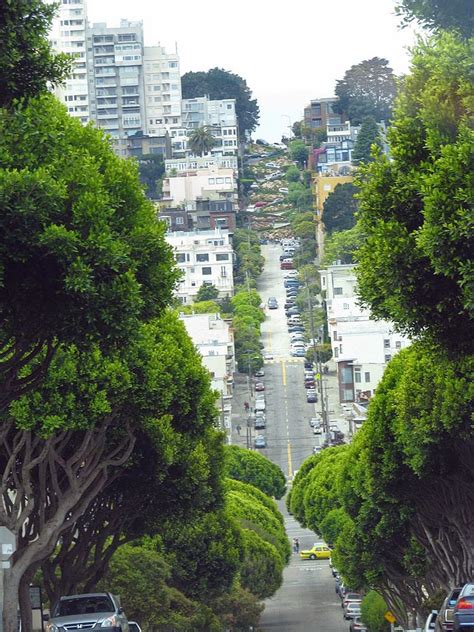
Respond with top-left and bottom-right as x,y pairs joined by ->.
268,330 -> 273,352
281,360 -> 286,386
287,441 -> 293,479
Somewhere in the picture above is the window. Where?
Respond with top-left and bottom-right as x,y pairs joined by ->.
341,367 -> 352,383
334,348 -> 339,358
227,104 -> 232,109
343,389 -> 353,402
385,355 -> 392,362
364,372 -> 370,383
395,341 -> 402,349
216,253 -> 229,261
208,178 -> 215,185
334,287 -> 343,295
196,253 -> 209,262
175,217 -> 184,225
175,253 -> 185,263
202,267 -> 212,275
384,339 -> 390,348
221,266 -> 227,277
343,303 -> 349,310
333,331 -> 338,341
354,371 -> 361,383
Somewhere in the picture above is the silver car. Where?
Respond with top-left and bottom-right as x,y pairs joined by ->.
47,593 -> 129,632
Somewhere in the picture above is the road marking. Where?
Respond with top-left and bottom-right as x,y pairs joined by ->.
287,440 -> 293,478
268,330 -> 272,352
282,360 -> 286,386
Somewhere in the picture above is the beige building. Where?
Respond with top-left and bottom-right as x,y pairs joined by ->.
162,166 -> 238,206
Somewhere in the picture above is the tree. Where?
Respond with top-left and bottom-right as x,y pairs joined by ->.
361,592 -> 391,632
181,68 -> 260,139
289,140 -> 308,167
322,225 -> 364,265
0,1 -> 72,108
305,343 -> 332,364
224,445 -> 286,499
333,58 -> 397,124
322,182 -> 359,234
355,34 -> 474,354
137,154 -> 165,199
0,95 -> 178,411
285,165 -> 301,183
3,312 -> 222,629
352,117 -> 382,165
291,121 -> 302,138
187,126 -> 216,156
179,300 -> 221,315
395,0 -> 474,38
195,283 -> 219,302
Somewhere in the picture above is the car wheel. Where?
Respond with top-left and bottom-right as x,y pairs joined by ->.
310,554 -> 316,560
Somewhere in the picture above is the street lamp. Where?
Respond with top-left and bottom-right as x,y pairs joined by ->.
281,114 -> 293,141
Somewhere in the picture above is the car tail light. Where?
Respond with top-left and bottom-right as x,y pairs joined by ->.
457,600 -> 474,610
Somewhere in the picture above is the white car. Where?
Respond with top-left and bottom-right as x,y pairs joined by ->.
284,271 -> 299,278
291,341 -> 306,349
278,187 -> 289,194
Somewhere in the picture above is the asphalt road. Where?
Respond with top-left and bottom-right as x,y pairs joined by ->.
255,243 -> 349,632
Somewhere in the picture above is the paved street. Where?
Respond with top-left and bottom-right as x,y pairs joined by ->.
231,243 -> 351,632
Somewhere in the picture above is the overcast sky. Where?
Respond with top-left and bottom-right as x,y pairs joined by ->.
85,0 -> 419,141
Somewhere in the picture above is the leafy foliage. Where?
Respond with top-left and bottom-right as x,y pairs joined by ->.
334,58 -> 397,124
181,68 -> 259,138
195,283 -> 220,302
395,0 -> 474,37
361,591 -> 391,632
355,34 -> 474,354
0,0 -> 72,108
225,445 -> 286,499
322,182 -> 359,234
187,126 -> 216,157
322,225 -> 364,265
289,140 -> 308,167
352,117 -> 382,165
137,154 -> 165,199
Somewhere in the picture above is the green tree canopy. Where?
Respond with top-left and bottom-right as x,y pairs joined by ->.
181,68 -> 259,138
355,33 -> 474,354
0,95 -> 178,407
195,283 -> 220,302
334,57 -> 397,124
352,117 -> 382,164
322,182 -> 359,234
0,0 -> 72,108
361,592 -> 391,632
395,0 -> 473,38
289,140 -> 308,167
285,165 -> 301,182
137,154 -> 165,199
322,225 -> 364,265
225,445 -> 286,499
187,126 -> 216,157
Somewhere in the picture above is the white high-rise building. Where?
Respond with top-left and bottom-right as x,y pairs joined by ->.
52,0 -> 90,124
143,45 -> 182,136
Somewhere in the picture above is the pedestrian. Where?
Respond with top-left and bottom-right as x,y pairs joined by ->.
236,424 -> 241,435
295,538 -> 299,553
244,401 -> 249,412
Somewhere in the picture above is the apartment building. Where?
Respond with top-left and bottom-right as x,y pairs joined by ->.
320,264 -> 410,403
304,97 -> 343,131
170,97 -> 238,159
162,166 -> 237,206
52,0 -> 90,124
165,155 -> 239,174
166,229 -> 234,304
143,45 -> 182,136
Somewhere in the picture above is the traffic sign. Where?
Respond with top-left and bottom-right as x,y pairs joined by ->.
385,611 -> 396,624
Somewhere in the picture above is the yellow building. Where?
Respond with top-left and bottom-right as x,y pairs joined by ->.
312,174 -> 354,220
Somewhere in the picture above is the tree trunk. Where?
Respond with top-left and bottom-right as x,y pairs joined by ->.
3,566 -> 21,632
19,567 -> 36,632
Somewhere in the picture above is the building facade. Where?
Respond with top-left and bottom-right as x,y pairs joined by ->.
162,166 -> 238,206
320,264 -> 410,403
304,97 -> 343,131
166,229 -> 234,304
143,45 -> 182,136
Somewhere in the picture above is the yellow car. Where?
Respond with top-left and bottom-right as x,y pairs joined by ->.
300,543 -> 331,560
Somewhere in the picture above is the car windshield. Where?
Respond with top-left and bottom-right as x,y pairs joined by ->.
55,596 -> 114,616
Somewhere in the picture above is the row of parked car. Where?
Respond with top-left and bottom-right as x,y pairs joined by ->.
426,584 -> 474,632
253,368 -> 267,448
331,561 -> 366,631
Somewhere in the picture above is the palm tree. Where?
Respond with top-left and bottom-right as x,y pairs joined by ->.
187,126 -> 216,156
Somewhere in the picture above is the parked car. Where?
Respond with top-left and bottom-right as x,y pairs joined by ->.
292,348 -> 306,357
350,617 -> 368,632
281,261 -> 294,270
290,334 -> 305,342
255,369 -> 265,377
304,361 -> 314,370
288,325 -> 305,333
254,201 -> 267,208
128,623 -> 142,632
255,382 -> 265,392
309,416 -> 322,427
47,593 -> 129,632
305,379 -> 316,388
345,603 -> 362,620
291,341 -> 306,349
254,434 -> 266,448
313,424 -> 322,434
286,306 -> 300,316
307,391 -> 318,403
285,302 -> 297,310
279,187 -> 289,194
342,594 -> 363,610
436,588 -> 463,632
453,583 -> 474,632
255,399 -> 266,411
267,296 -> 278,309
426,612 -> 439,632
255,417 -> 266,429
300,543 -> 331,560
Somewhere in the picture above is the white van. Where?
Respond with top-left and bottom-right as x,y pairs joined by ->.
255,399 -> 266,412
